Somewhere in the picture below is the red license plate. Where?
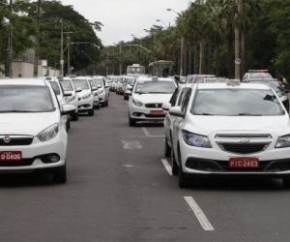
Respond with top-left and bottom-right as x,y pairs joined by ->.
150,110 -> 164,115
229,157 -> 259,168
0,151 -> 22,161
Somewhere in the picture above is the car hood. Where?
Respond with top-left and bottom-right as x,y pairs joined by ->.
0,112 -> 60,135
76,89 -> 91,97
133,93 -> 173,104
185,114 -> 290,136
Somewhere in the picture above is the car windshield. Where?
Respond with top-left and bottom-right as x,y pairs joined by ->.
72,79 -> 90,90
60,80 -> 74,91
0,85 -> 55,112
49,81 -> 61,95
191,89 -> 284,116
95,78 -> 104,86
127,78 -> 136,85
135,81 -> 176,94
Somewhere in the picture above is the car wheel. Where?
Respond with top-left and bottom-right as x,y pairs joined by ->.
164,138 -> 171,158
129,116 -> 136,126
53,164 -> 67,184
96,103 -> 100,110
177,147 -> 190,188
170,148 -> 179,176
66,119 -> 70,132
283,178 -> 290,188
88,108 -> 94,116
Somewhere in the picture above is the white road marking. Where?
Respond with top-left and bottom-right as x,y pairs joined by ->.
184,196 -> 214,231
122,140 -> 142,149
142,127 -> 164,138
123,164 -> 133,168
142,127 -> 151,137
161,158 -> 172,176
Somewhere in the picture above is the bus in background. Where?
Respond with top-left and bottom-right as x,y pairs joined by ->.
148,60 -> 174,77
126,64 -> 145,76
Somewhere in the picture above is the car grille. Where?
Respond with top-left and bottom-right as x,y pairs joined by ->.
145,103 -> 163,108
215,133 -> 272,154
218,143 -> 269,154
0,136 -> 34,146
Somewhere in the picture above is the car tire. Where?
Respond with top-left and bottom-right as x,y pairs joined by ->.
96,103 -> 100,110
129,116 -> 136,127
71,112 -> 79,121
66,119 -> 70,132
170,148 -> 179,176
88,108 -> 94,116
53,164 -> 67,184
283,178 -> 290,188
164,138 -> 171,158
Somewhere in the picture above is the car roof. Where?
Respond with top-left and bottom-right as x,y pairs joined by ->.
0,78 -> 48,86
196,82 -> 271,90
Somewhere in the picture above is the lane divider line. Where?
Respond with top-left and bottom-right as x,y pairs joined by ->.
161,158 -> 172,176
142,127 -> 164,138
184,196 -> 215,231
142,127 -> 151,137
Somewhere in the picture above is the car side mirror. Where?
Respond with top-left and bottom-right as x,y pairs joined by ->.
162,103 -> 170,111
76,87 -> 82,92
61,104 -> 76,116
92,87 -> 97,91
169,106 -> 184,118
64,92 -> 72,97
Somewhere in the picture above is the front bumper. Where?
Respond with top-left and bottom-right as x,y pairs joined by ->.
129,105 -> 165,122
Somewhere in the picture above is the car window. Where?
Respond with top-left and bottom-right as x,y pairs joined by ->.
191,89 -> 284,116
177,88 -> 189,106
72,79 -> 90,90
181,89 -> 192,113
169,87 -> 180,106
0,85 -> 55,112
60,80 -> 73,91
135,81 -> 176,94
49,81 -> 61,95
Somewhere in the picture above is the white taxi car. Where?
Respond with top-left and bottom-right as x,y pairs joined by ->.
128,76 -> 177,126
169,80 -> 290,188
71,76 -> 94,116
0,78 -> 75,183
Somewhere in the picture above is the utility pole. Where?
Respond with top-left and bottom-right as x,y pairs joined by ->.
119,43 -> 122,75
33,0 -> 41,77
5,0 -> 13,77
60,19 -> 64,77
234,0 -> 241,79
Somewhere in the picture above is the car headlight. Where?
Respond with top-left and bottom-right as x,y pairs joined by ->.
276,134 -> 290,148
132,98 -> 143,107
182,130 -> 212,148
67,95 -> 76,102
82,94 -> 91,100
37,123 -> 59,142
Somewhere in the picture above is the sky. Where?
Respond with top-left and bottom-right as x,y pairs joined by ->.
60,0 -> 191,46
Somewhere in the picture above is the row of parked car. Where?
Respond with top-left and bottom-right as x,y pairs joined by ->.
112,70 -> 290,189
0,75 -> 110,184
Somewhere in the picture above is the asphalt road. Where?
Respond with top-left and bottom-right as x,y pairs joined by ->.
1,92 -> 290,242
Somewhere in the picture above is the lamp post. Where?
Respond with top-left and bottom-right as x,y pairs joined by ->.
33,0 -> 41,77
167,8 -> 185,76
4,0 -> 13,77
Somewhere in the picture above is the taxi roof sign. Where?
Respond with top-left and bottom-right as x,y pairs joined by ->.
226,79 -> 240,86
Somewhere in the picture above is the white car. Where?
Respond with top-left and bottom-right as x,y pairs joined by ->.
59,77 -> 80,120
45,76 -> 72,131
88,77 -> 100,109
170,80 -> 290,188
0,78 -> 75,183
93,76 -> 110,107
71,76 -> 94,116
128,76 -> 177,126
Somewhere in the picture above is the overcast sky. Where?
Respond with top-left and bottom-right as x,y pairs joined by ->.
60,0 -> 191,46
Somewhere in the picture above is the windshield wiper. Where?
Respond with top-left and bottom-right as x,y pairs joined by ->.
238,113 -> 262,116
194,112 -> 214,116
0,110 -> 34,113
